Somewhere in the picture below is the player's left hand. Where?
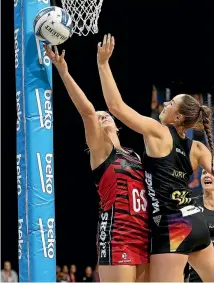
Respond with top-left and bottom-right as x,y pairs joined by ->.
97,34 -> 115,65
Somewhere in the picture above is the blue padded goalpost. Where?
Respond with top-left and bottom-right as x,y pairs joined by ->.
14,0 -> 56,281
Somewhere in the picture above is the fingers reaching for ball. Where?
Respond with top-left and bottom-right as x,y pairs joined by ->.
61,49 -> 65,60
44,44 -> 56,62
98,34 -> 115,52
97,33 -> 115,65
54,46 -> 59,59
43,44 -> 68,75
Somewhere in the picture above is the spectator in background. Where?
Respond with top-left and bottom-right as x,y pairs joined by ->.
69,264 -> 77,282
60,273 -> 69,282
0,261 -> 18,282
151,85 -> 164,122
82,266 -> 93,282
189,93 -> 206,189
56,265 -> 62,282
62,265 -> 71,282
92,265 -> 100,282
151,85 -> 160,121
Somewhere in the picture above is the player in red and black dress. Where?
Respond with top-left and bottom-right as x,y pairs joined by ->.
44,45 -> 150,282
97,34 -> 214,282
93,146 -> 149,264
93,145 -> 149,281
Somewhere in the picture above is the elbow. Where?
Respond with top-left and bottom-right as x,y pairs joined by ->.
81,110 -> 95,117
107,100 -> 123,117
80,102 -> 96,117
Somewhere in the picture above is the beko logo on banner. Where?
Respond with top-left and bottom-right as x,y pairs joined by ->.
43,48 -> 51,66
16,91 -> 22,132
17,154 -> 22,196
39,218 -> 55,259
14,28 -> 20,69
18,219 -> 24,260
35,89 -> 53,129
37,153 -> 54,194
14,0 -> 18,7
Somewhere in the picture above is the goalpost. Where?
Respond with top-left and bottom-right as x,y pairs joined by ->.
14,0 -> 55,281
14,0 -> 105,280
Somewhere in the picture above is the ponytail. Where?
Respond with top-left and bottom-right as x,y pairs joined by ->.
201,105 -> 214,175
178,94 -> 214,174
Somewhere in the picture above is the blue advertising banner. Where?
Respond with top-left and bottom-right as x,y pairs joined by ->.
15,0 -> 56,281
14,0 -> 29,281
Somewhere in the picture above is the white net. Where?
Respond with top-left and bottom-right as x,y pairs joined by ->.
61,0 -> 104,36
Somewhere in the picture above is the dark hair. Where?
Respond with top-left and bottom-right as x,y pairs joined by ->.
179,94 -> 214,174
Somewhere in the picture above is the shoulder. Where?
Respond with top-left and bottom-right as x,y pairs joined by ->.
190,140 -> 208,163
11,270 -> 18,278
146,124 -> 171,141
162,125 -> 176,139
192,140 -> 204,146
192,140 -> 211,160
11,270 -> 17,274
162,124 -> 171,132
191,140 -> 208,153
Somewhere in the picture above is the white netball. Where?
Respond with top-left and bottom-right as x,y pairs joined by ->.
33,6 -> 72,45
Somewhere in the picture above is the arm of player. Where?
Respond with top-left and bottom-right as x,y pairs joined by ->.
97,34 -> 165,138
196,141 -> 213,175
44,45 -> 104,151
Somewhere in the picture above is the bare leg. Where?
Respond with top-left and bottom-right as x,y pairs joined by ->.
150,254 -> 188,282
136,264 -> 150,282
189,242 -> 214,282
98,265 -> 136,282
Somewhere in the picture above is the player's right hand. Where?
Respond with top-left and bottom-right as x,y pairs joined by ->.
97,34 -> 115,66
44,45 -> 68,76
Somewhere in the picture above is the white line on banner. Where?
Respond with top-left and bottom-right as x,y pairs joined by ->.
36,153 -> 45,193
35,89 -> 44,127
35,35 -> 43,64
38,218 -> 47,257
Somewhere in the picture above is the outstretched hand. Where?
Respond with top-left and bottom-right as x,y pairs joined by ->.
44,45 -> 68,76
97,34 -> 115,65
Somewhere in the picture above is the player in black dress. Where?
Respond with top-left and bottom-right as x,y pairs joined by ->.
189,169 -> 214,282
97,33 -> 214,282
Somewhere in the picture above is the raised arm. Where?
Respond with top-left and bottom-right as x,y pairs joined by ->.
44,45 -> 104,151
97,34 -> 165,138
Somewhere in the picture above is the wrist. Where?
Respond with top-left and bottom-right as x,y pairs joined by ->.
58,69 -> 69,78
97,61 -> 109,68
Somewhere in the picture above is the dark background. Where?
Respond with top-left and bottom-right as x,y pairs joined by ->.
2,0 -> 214,277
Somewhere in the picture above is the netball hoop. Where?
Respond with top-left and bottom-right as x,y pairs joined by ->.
61,0 -> 104,36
